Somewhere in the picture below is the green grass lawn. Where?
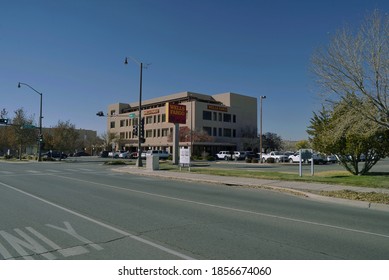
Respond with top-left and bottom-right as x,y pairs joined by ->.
159,163 -> 389,204
160,163 -> 389,189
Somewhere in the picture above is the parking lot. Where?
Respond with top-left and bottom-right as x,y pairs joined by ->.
211,157 -> 389,174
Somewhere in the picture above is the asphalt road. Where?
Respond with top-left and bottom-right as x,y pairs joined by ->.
0,160 -> 389,260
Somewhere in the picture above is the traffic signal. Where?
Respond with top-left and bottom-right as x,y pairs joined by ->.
133,125 -> 138,136
0,118 -> 9,125
140,117 -> 145,138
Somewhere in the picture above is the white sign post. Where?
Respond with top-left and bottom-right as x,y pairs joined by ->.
299,149 -> 314,177
179,147 -> 191,171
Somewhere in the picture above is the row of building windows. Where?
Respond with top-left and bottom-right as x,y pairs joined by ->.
119,128 -> 172,140
118,126 -> 236,140
111,113 -> 172,129
203,127 -> 236,138
202,111 -> 236,123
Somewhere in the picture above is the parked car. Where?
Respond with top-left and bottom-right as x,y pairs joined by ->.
260,151 -> 289,163
216,151 -> 232,160
288,153 -> 303,163
308,153 -> 326,164
232,151 -> 256,160
144,150 -> 170,159
326,154 -> 337,163
42,151 -> 67,160
108,150 -> 125,158
73,151 -> 90,157
100,151 -> 109,158
118,151 -> 131,159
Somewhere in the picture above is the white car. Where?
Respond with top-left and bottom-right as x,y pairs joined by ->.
108,150 -> 125,158
288,153 -> 303,163
118,151 -> 131,159
146,150 -> 170,159
216,151 -> 232,160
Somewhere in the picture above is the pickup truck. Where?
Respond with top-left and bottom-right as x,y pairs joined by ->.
260,151 -> 289,163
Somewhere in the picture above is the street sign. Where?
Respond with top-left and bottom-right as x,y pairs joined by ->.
22,124 -> 36,129
128,113 -> 136,119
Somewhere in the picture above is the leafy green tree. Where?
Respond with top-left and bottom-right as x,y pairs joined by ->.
0,109 -> 10,153
47,120 -> 79,154
262,132 -> 283,152
308,100 -> 389,175
8,108 -> 36,160
295,140 -> 311,150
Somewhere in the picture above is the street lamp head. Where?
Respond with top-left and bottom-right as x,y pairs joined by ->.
96,111 -> 105,117
261,95 -> 266,99
17,82 -> 21,88
124,57 -> 128,64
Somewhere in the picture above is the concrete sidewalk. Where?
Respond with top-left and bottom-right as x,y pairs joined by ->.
114,166 -> 389,212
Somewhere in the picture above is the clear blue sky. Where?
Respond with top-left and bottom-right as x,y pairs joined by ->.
1,0 -> 388,140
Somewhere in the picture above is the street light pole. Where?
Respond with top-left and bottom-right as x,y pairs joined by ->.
18,82 -> 43,162
259,95 -> 266,163
124,56 -> 144,167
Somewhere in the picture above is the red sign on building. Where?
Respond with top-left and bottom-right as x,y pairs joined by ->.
165,102 -> 186,124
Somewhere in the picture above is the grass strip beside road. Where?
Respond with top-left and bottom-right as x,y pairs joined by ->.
183,168 -> 389,189
160,163 -> 389,204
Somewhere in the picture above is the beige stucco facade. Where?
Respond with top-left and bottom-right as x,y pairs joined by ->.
107,92 -> 257,155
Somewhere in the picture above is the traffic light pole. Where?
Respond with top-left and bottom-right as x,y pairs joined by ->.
18,82 -> 43,162
136,62 -> 143,167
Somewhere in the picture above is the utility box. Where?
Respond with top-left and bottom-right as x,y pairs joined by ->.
146,155 -> 159,170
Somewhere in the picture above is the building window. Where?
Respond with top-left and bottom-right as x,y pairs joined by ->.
120,132 -> 125,139
120,120 -> 125,127
110,110 -> 116,116
218,113 -> 222,122
233,115 -> 236,123
203,111 -> 212,120
223,128 -> 232,137
110,121 -> 115,129
146,116 -> 153,124
146,130 -> 152,138
162,128 -> 168,137
203,126 -> 212,136
223,113 -> 231,122
213,127 -> 217,136
213,112 -> 217,121
233,129 -> 236,137
218,127 -> 222,136
162,114 -> 166,122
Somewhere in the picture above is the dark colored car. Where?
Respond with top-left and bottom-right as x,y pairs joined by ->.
100,151 -> 109,158
42,151 -> 67,160
73,151 -> 91,157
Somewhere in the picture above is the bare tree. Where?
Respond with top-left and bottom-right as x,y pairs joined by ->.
311,10 -> 389,128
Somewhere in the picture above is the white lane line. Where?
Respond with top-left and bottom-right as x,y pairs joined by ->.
0,181 -> 194,260
52,174 -> 389,240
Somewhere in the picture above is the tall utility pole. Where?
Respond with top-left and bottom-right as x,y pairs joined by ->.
18,82 -> 43,162
259,95 -> 266,163
124,56 -> 145,167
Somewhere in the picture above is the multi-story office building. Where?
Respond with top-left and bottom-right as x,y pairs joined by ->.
107,92 -> 257,156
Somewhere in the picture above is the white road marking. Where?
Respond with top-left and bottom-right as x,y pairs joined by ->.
26,226 -> 90,257
0,229 -> 56,260
0,181 -> 195,260
52,174 -> 389,240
